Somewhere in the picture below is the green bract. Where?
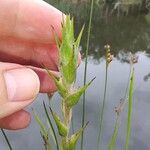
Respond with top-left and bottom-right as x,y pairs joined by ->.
65,77 -> 95,107
58,16 -> 84,87
50,108 -> 68,137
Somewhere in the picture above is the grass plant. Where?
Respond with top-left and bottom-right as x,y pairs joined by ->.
96,45 -> 113,150
43,102 -> 59,150
34,15 -> 94,150
81,0 -> 94,149
33,110 -> 52,150
125,67 -> 134,150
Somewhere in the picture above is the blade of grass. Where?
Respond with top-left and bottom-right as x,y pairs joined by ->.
125,68 -> 134,150
81,0 -> 94,149
71,115 -> 75,134
32,110 -> 52,150
108,116 -> 120,150
96,64 -> 108,150
1,129 -> 12,150
43,101 -> 59,150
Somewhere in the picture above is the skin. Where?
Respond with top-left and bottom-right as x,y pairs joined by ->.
0,0 -> 65,130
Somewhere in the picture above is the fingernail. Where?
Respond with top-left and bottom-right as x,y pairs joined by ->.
4,68 -> 40,101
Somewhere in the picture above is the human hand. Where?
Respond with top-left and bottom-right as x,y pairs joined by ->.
0,0 -> 64,130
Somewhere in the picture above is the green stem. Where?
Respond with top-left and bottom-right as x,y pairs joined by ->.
61,101 -> 72,150
71,115 -> 75,134
97,63 -> 108,150
1,129 -> 12,150
81,0 -> 94,149
108,116 -> 120,150
43,102 -> 59,150
125,67 -> 134,150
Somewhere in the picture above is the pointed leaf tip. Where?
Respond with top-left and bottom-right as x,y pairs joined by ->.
67,121 -> 89,150
65,77 -> 95,107
49,107 -> 68,137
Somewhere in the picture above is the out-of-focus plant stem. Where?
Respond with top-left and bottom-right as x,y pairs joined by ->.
1,129 -> 12,150
81,0 -> 94,149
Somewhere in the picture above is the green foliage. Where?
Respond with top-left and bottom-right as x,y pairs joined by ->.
33,110 -> 52,150
43,102 -> 59,150
66,122 -> 88,150
47,69 -> 68,98
65,77 -> 95,107
108,117 -> 120,150
48,15 -> 93,150
58,15 -> 82,86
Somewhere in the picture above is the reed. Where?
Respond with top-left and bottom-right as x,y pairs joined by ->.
125,68 -> 134,150
81,0 -> 94,149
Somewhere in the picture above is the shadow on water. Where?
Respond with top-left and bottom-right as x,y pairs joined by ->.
46,0 -> 150,64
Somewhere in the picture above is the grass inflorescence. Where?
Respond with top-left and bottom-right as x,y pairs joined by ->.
96,44 -> 113,150
34,15 -> 94,150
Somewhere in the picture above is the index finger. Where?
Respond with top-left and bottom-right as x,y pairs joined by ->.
0,0 -> 64,43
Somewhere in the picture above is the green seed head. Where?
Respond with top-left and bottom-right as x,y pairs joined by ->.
57,15 -> 84,87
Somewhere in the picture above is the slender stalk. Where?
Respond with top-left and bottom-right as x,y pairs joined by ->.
108,116 -> 120,150
81,0 -> 94,149
71,115 -> 75,134
1,129 -> 12,150
125,68 -> 134,150
61,101 -> 72,150
43,102 -> 59,150
96,63 -> 108,150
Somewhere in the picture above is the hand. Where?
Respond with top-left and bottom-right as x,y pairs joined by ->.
0,0 -> 64,130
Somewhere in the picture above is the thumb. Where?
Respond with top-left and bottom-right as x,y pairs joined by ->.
0,62 -> 40,119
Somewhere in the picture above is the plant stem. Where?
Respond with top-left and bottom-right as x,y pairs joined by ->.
43,102 -> 59,150
97,63 -> 108,150
71,115 -> 75,134
81,0 -> 94,149
61,101 -> 72,150
108,116 -> 120,150
1,129 -> 12,150
125,67 -> 134,150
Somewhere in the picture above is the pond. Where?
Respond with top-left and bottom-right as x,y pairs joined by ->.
0,1 -> 150,150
